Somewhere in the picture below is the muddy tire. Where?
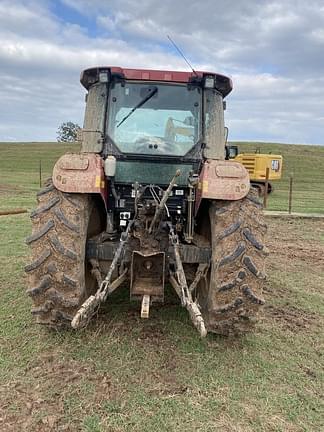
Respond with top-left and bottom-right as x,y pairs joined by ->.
25,180 -> 98,328
198,188 -> 268,335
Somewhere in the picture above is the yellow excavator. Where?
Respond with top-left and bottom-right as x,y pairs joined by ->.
226,145 -> 283,196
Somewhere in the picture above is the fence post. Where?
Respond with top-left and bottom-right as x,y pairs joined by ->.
263,167 -> 270,208
39,160 -> 42,188
288,174 -> 293,214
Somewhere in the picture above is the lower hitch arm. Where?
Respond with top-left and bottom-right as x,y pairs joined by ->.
168,223 -> 207,338
71,220 -> 134,329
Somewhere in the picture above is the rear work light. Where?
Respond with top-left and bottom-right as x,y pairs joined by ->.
99,71 -> 109,83
204,76 -> 215,88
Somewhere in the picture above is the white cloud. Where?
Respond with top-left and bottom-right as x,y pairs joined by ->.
0,0 -> 323,144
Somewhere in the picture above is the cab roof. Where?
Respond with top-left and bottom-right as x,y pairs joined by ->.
80,66 -> 233,97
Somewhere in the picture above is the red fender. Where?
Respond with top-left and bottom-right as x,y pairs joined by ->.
52,153 -> 107,206
195,159 -> 250,215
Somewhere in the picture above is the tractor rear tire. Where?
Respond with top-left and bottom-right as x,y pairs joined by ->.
198,188 -> 268,335
25,180 -> 97,329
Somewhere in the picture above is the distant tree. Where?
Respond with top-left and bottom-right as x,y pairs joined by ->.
56,121 -> 81,142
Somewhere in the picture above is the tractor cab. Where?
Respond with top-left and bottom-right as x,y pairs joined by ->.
80,67 -> 232,164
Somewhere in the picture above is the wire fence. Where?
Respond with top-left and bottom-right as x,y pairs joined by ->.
263,174 -> 324,214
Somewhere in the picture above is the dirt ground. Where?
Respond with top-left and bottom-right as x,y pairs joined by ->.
264,217 -> 324,332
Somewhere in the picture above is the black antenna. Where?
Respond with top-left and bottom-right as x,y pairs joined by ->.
167,35 -> 198,76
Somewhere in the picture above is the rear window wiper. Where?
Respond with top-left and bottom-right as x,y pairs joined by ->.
117,86 -> 158,128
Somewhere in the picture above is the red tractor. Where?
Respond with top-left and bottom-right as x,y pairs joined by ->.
25,67 -> 267,336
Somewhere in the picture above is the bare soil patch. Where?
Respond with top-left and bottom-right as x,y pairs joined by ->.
263,219 -> 323,331
267,218 -> 324,265
0,354 -> 118,431
264,304 -> 318,332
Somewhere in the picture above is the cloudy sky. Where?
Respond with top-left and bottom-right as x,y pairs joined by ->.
1,0 -> 323,144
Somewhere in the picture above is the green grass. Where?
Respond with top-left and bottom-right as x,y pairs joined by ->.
0,142 -> 323,430
0,142 -> 78,210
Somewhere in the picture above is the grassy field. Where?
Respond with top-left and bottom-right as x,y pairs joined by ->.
0,142 -> 323,431
0,142 -> 77,211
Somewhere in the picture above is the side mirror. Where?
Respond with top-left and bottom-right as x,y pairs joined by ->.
226,145 -> 238,159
